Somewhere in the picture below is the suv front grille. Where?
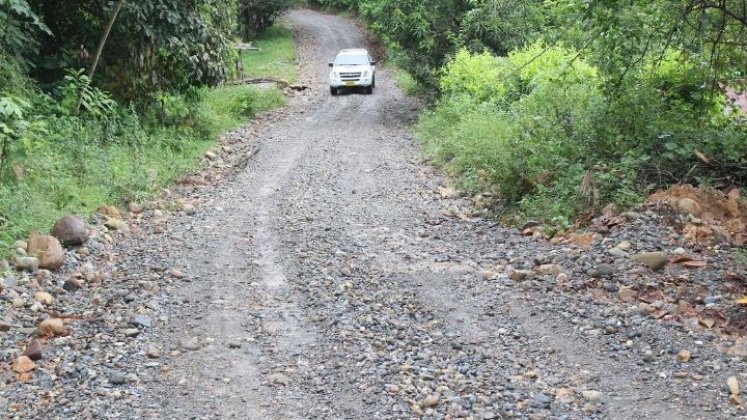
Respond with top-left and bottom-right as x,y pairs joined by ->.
340,72 -> 362,81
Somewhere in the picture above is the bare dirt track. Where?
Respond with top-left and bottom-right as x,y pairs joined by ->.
6,8 -> 744,420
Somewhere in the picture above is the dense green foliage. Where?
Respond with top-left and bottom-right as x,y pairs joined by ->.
420,45 -> 607,222
316,0 -> 747,225
29,0 -> 237,95
0,0 -> 296,251
238,0 -> 296,39
4,0 -> 297,96
0,0 -> 50,71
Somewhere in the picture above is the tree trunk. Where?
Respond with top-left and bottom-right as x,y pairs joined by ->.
75,0 -> 126,114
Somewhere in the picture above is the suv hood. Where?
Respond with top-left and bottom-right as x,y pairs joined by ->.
332,64 -> 372,72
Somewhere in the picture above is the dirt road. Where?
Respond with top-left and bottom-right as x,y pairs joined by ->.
12,9 -> 740,419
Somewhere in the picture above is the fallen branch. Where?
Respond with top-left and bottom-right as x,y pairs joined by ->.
237,42 -> 261,52
229,77 -> 309,91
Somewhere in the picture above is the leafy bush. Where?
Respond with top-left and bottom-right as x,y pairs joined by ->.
58,69 -> 117,117
320,0 -> 747,225
421,40 -> 747,225
604,48 -> 747,186
439,50 -> 513,105
421,44 -> 608,221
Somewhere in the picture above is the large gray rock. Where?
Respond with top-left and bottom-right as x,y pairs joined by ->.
51,215 -> 90,246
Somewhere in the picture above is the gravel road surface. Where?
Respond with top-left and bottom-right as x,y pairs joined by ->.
3,9 -> 745,420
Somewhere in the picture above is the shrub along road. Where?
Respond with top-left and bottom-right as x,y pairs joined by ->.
3,9 -> 745,419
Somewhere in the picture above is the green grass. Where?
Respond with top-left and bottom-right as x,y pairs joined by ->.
199,85 -> 286,135
240,24 -> 298,82
0,125 -> 215,247
393,67 -> 429,98
0,24 -> 296,255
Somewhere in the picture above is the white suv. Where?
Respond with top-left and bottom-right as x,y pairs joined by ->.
329,49 -> 376,95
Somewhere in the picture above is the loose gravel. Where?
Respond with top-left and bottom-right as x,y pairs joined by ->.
1,9 -> 746,420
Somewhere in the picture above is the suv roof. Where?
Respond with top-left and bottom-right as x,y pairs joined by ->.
338,49 -> 368,56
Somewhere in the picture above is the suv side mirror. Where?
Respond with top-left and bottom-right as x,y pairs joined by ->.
370,61 -> 377,65
328,62 -> 334,67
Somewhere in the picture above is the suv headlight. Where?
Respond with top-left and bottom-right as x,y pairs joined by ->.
330,71 -> 338,79
362,70 -> 369,77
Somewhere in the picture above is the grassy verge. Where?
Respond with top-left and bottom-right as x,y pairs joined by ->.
198,85 -> 286,135
0,24 -> 296,254
392,66 -> 431,99
241,24 -> 298,82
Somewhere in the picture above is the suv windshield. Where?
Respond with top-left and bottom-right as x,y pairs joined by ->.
335,54 -> 368,66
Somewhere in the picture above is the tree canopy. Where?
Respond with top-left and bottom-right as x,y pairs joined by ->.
2,0 -> 296,97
